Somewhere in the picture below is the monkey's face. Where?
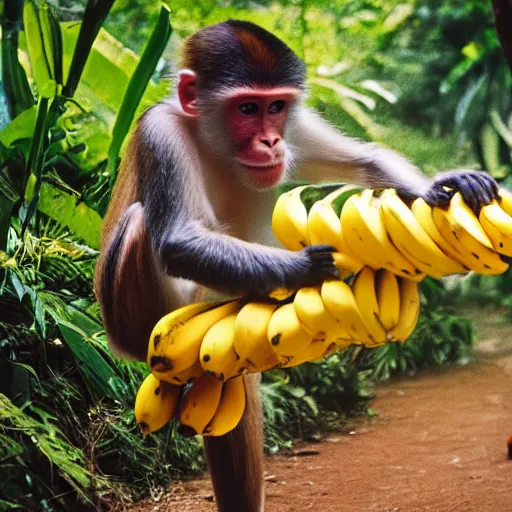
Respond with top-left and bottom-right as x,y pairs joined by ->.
224,88 -> 299,190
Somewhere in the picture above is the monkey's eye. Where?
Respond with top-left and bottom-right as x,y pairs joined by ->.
238,102 -> 259,115
268,100 -> 286,114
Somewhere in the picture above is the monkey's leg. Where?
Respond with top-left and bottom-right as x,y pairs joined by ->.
95,203 -> 177,361
203,373 -> 264,512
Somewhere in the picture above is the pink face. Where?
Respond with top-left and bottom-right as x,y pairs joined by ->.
224,88 -> 299,189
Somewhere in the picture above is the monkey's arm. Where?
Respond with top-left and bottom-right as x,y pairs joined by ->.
154,221 -> 337,296
139,104 -> 337,296
292,107 -> 498,211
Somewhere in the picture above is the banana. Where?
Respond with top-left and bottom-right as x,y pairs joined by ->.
283,339 -> 339,367
178,374 -> 224,436
499,188 -> 512,215
135,373 -> 182,436
148,300 -> 242,378
448,192 -> 494,249
267,287 -> 297,301
203,375 -> 246,437
390,278 -> 420,343
341,190 -> 424,280
432,205 -> 508,275
200,313 -> 244,381
233,302 -> 280,373
479,200 -> 512,257
321,280 -> 373,345
159,361 -> 205,386
411,198 -> 468,271
293,286 -> 339,340
375,270 -> 400,333
307,185 -> 364,259
380,189 -> 466,277
352,267 -> 387,345
267,303 -> 314,357
333,252 -> 365,279
272,185 -> 310,250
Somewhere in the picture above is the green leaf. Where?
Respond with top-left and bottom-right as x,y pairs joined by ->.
310,77 -> 377,110
55,317 -> 126,400
38,0 -> 63,85
23,0 -> 53,93
490,110 -> 512,148
63,0 -> 117,98
1,0 -> 34,117
0,106 -> 37,147
0,170 -> 19,250
34,182 -> 101,249
480,122 -> 507,178
107,3 -> 172,177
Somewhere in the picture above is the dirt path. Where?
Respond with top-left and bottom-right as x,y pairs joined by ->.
130,309 -> 512,512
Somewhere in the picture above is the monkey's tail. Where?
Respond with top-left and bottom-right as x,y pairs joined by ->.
203,373 -> 264,512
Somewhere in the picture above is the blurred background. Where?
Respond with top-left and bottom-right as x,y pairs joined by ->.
1,1 -> 511,510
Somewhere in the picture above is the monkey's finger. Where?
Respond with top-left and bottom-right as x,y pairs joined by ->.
449,175 -> 480,212
304,244 -> 338,255
473,173 -> 498,203
423,187 -> 453,208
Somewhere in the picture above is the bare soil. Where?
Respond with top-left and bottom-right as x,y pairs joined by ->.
127,308 -> 512,512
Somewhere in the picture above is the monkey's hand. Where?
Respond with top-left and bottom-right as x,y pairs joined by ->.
285,245 -> 340,289
423,170 -> 499,213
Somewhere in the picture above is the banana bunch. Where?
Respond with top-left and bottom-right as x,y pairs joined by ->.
134,372 -> 247,437
135,182 -> 512,438
273,183 -> 512,278
146,269 -> 419,379
135,265 -> 421,436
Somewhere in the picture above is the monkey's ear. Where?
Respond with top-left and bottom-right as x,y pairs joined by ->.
178,69 -> 198,116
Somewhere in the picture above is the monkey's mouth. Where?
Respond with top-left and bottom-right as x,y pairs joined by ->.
237,160 -> 284,170
242,161 -> 285,188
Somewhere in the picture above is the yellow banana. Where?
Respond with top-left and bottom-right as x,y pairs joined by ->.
380,189 -> 466,277
448,192 -> 494,248
200,313 -> 244,381
272,185 -> 310,250
178,375 -> 224,436
480,200 -> 512,257
203,375 -> 246,437
333,252 -> 365,279
157,361 -> 205,386
293,286 -> 339,340
375,270 -> 400,333
267,303 -> 314,357
233,302 -> 280,373
307,185 -> 364,259
390,278 -> 420,343
268,287 -> 297,301
148,300 -> 242,378
283,339 -> 339,367
341,190 -> 424,280
432,206 -> 508,275
352,267 -> 387,345
320,280 -> 373,345
411,198 -> 468,271
499,188 -> 512,215
135,373 -> 181,436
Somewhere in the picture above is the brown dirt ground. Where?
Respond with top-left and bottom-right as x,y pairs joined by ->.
126,308 -> 512,512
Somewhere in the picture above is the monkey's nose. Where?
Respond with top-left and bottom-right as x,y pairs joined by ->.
260,136 -> 281,148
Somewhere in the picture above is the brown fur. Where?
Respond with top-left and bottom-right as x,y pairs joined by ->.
93,126 -> 171,361
234,27 -> 278,70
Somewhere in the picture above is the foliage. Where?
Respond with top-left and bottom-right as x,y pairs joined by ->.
262,348 -> 374,452
361,278 -> 475,381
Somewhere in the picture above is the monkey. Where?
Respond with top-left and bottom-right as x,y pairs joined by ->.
94,20 -> 499,512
